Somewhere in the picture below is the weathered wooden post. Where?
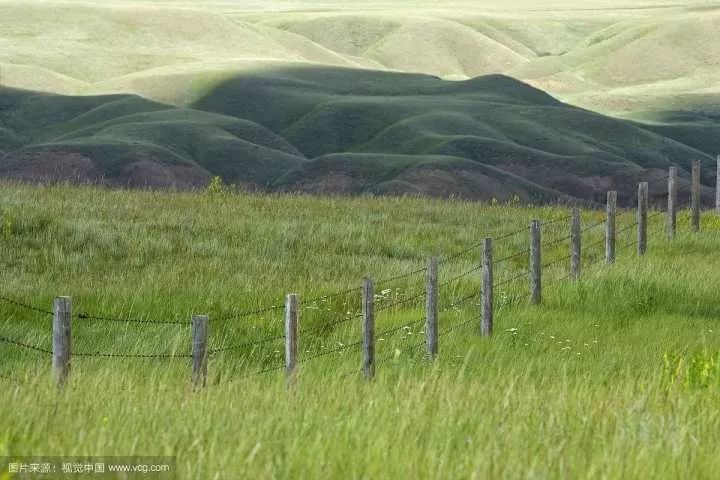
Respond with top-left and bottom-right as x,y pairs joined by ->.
284,294 -> 299,379
605,191 -> 617,264
638,182 -> 648,256
570,208 -> 581,280
692,159 -> 701,232
481,238 -> 493,337
52,296 -> 72,388
362,277 -> 374,379
530,220 -> 541,305
668,166 -> 677,240
426,257 -> 438,359
716,155 -> 720,214
191,314 -> 209,389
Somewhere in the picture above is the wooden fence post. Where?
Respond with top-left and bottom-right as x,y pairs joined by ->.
530,220 -> 541,305
191,314 -> 209,389
426,257 -> 438,359
668,167 -> 677,240
638,182 -> 648,256
285,294 -> 299,379
570,208 -> 581,281
52,296 -> 72,388
716,155 -> 720,214
362,277 -> 374,379
605,191 -> 617,264
692,159 -> 701,232
481,238 -> 493,337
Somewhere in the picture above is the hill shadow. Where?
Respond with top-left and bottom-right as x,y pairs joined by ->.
1,66 -> 717,204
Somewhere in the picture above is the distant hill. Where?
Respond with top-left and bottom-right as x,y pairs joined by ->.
2,1 -> 718,119
1,68 -> 715,205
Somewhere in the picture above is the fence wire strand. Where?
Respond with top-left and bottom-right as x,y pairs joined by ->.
209,332 -> 286,355
3,175 -> 707,372
0,296 -> 53,316
75,312 -> 187,325
73,351 -> 192,359
495,247 -> 530,265
0,335 -> 52,355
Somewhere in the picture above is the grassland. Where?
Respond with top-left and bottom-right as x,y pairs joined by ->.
1,182 -> 720,478
1,0 -> 718,117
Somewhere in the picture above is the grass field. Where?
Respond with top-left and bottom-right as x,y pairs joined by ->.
2,1 -> 719,477
1,182 -> 720,478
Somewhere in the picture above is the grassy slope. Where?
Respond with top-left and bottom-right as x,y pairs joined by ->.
1,0 -> 717,117
1,183 -> 720,478
193,67 -> 716,203
0,87 -> 306,188
3,67 -> 715,203
1,1 -> 719,201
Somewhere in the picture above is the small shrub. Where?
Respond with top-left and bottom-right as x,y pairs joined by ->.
206,176 -> 227,195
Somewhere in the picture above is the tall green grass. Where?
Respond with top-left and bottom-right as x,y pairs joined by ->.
1,182 -> 719,479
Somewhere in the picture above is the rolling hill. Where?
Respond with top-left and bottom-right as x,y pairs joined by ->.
2,0 -> 718,118
1,67 -> 715,204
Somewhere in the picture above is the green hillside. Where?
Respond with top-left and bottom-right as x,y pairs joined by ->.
1,68 -> 716,203
0,87 -> 305,188
1,1 -> 718,203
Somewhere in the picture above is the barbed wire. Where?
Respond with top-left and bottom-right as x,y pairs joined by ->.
0,295 -> 53,316
438,265 -> 482,289
302,313 -> 362,335
495,247 -> 530,265
0,335 -> 52,355
441,242 -> 484,263
0,372 -> 25,385
494,270 -> 530,290
375,319 -> 425,340
559,194 -> 612,211
299,339 -> 363,364
209,331 -> 285,355
1,175 -> 707,370
75,312 -> 187,325
439,221 -> 563,264
494,225 -> 530,242
583,236 -> 606,252
615,209 -> 635,219
0,371 -> 41,386
580,219 -> 606,233
542,233 -> 573,249
441,292 -> 477,312
616,221 -> 639,236
542,252 -> 573,270
73,350 -> 191,359
375,266 -> 428,288
617,238 -> 639,251
542,214 -> 574,227
300,286 -> 361,307
375,290 -> 427,312
438,318 -> 476,338
0,211 -> 620,331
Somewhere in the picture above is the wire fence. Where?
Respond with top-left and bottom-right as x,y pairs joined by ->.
0,164 -> 714,386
